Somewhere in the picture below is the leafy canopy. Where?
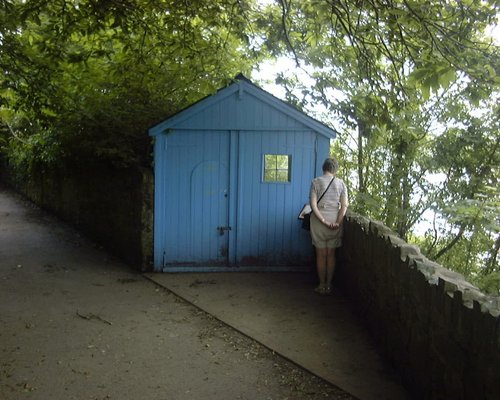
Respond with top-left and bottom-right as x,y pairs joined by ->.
0,0 -> 262,167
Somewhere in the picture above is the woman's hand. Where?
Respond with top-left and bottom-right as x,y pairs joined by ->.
322,220 -> 338,230
321,218 -> 340,230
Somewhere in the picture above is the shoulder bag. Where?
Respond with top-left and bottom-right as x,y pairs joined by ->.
299,177 -> 334,231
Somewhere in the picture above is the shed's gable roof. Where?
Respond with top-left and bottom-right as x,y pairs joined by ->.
149,75 -> 337,139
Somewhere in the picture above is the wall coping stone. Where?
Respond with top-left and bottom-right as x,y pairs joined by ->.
349,213 -> 500,319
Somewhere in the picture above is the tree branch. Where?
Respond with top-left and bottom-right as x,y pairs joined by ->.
277,0 -> 300,67
434,224 -> 466,260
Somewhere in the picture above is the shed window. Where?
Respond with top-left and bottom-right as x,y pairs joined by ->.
263,154 -> 291,183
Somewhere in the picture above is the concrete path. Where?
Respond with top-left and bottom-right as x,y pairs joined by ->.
0,183 -> 409,400
146,273 -> 409,400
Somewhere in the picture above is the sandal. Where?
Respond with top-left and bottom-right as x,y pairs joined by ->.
314,285 -> 326,294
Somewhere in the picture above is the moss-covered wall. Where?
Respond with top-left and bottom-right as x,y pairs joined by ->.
1,162 -> 153,271
337,212 -> 500,399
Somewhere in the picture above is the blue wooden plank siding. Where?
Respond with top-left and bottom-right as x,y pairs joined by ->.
157,130 -> 230,266
236,130 -> 317,266
150,76 -> 336,271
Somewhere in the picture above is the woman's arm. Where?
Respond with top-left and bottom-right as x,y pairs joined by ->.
334,191 -> 349,227
310,183 -> 329,226
309,184 -> 332,225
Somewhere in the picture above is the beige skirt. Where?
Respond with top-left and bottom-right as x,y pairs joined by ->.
310,208 -> 343,249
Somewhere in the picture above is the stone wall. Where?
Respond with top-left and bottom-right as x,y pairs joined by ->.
337,212 -> 500,399
1,162 -> 154,271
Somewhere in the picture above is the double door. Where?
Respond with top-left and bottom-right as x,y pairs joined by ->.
159,129 -> 315,269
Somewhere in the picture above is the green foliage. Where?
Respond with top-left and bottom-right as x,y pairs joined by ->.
0,0 -> 262,169
416,104 -> 500,293
476,272 -> 500,297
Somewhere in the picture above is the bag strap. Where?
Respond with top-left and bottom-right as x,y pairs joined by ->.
317,177 -> 334,205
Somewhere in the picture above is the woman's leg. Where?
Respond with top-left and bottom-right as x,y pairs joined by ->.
315,247 -> 328,290
325,248 -> 336,290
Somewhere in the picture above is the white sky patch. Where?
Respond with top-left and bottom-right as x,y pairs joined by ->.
253,57 -> 315,98
486,18 -> 500,44
252,57 -> 346,130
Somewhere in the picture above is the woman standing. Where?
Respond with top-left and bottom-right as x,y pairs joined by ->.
309,158 -> 348,294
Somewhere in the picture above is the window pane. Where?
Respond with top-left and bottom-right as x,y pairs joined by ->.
276,170 -> 288,182
264,154 -> 276,170
264,169 -> 276,181
276,155 -> 288,169
263,154 -> 291,183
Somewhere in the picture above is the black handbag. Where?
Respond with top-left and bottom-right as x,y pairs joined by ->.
299,177 -> 334,231
302,212 -> 312,231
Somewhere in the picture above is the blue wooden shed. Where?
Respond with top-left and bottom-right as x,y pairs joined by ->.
149,75 -> 336,272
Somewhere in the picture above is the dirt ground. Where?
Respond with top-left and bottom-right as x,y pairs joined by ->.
0,185 -> 356,400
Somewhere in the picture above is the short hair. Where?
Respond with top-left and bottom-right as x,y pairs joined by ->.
322,158 -> 339,173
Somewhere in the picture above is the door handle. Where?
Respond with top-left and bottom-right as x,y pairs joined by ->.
217,226 -> 232,236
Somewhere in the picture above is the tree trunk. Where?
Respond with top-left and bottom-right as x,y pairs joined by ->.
484,234 -> 500,274
357,119 -> 365,193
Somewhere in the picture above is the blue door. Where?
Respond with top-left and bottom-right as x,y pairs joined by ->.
235,130 -> 316,267
162,130 -> 230,267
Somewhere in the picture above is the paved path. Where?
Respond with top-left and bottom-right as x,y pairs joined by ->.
0,183 -> 409,399
145,273 -> 409,400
